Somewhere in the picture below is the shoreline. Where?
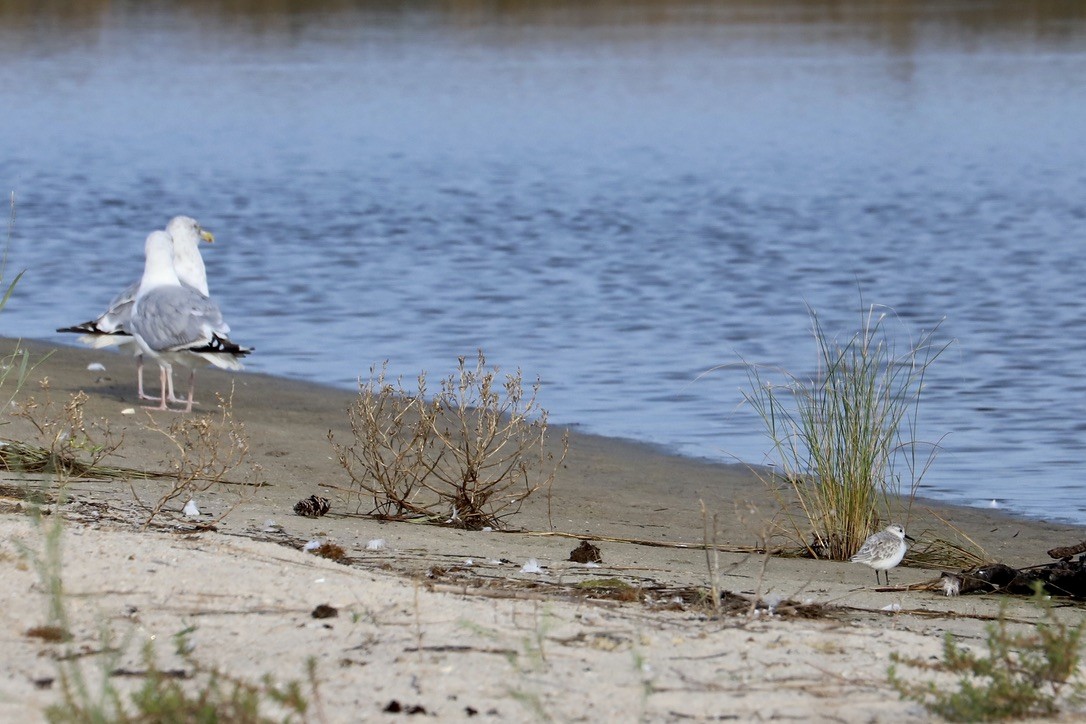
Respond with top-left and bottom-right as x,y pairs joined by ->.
6,335 -> 1085,557
27,334 -> 1077,534
3,336 -> 1086,721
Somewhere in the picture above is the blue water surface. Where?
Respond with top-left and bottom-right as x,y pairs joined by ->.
1,1 -> 1085,523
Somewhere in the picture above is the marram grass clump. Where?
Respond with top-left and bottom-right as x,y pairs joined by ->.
743,303 -> 949,559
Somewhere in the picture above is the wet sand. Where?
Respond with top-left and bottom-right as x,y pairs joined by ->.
2,338 -> 1084,722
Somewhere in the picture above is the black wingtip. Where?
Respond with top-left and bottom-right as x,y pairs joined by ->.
56,323 -> 131,338
56,323 -> 94,334
190,334 -> 253,358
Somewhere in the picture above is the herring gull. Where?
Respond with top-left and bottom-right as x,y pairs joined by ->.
127,230 -> 250,412
57,216 -> 214,401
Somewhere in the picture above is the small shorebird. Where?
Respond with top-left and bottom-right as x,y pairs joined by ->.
851,524 -> 915,586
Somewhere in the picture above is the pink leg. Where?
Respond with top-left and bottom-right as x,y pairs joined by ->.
166,366 -> 177,403
166,377 -> 190,405
164,369 -> 196,413
141,365 -> 169,411
181,369 -> 196,413
136,355 -> 158,401
160,362 -> 188,408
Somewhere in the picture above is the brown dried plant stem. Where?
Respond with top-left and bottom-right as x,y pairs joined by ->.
133,389 -> 262,529
331,351 -> 567,530
425,353 -> 566,529
328,365 -> 441,518
10,385 -> 124,480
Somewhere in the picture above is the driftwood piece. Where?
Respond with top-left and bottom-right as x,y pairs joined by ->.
1048,540 -> 1086,560
939,564 -> 1039,596
937,557 -> 1086,599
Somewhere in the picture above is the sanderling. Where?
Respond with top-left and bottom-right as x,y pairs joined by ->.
850,523 -> 915,586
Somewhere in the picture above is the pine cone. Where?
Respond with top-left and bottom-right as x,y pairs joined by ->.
293,495 -> 331,518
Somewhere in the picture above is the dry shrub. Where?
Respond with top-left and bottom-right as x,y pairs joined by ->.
330,351 -> 568,530
133,389 -> 263,528
6,381 -> 124,479
328,363 -> 441,519
429,351 -> 568,529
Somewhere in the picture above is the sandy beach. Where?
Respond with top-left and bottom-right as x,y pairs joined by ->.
2,337 -> 1085,722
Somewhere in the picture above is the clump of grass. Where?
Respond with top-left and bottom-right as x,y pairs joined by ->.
574,578 -> 642,602
0,191 -> 30,422
0,341 -> 29,421
331,350 -> 568,530
888,583 -> 1086,720
742,303 -> 948,559
906,535 -> 988,572
46,625 -> 314,723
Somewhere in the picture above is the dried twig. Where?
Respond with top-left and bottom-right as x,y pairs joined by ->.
330,352 -> 567,530
131,388 -> 262,528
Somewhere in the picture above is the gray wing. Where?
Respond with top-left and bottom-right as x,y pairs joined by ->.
57,279 -> 139,337
98,281 -> 208,335
95,280 -> 141,333
850,535 -> 879,562
129,285 -> 230,352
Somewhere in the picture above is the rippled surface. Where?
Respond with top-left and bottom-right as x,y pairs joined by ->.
2,1 -> 1085,523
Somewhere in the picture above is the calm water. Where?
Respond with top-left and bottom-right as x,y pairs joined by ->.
2,2 -> 1085,523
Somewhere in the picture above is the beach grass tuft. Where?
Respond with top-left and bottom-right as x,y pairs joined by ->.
742,302 -> 949,560
1,192 -> 30,422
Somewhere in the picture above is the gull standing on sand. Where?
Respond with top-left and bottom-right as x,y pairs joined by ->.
127,230 -> 250,412
850,524 -> 914,586
56,216 -> 215,401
